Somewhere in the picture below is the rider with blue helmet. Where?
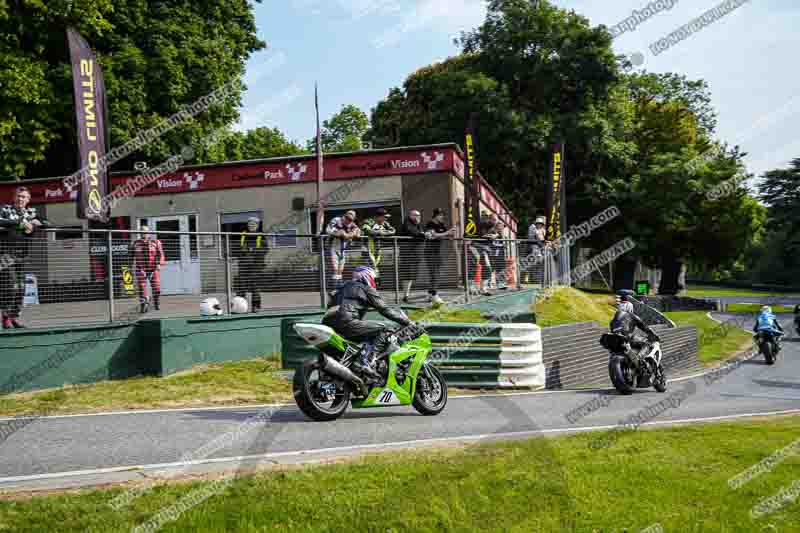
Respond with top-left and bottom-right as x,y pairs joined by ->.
754,305 -> 784,339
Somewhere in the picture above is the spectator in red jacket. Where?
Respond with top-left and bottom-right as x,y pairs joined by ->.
130,226 -> 165,313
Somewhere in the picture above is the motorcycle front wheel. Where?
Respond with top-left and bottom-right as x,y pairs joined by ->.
653,364 -> 667,393
293,359 -> 352,421
412,363 -> 448,416
609,355 -> 637,395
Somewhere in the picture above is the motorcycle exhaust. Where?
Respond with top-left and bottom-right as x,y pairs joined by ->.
318,354 -> 366,391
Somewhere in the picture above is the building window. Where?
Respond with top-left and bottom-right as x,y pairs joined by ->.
188,214 -> 198,260
272,229 -> 297,248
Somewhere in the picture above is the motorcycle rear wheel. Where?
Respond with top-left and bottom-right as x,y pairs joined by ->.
609,356 -> 637,395
761,341 -> 775,365
293,359 -> 351,421
412,364 -> 448,416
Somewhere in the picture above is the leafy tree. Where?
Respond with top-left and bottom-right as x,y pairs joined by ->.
204,127 -> 304,163
0,0 -> 265,179
367,0 -> 763,292
758,158 -> 800,240
308,104 -> 369,153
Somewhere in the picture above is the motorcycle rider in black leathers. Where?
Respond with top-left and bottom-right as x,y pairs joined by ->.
609,296 -> 660,355
322,266 -> 412,381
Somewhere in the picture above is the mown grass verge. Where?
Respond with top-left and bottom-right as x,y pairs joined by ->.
532,288 -> 616,327
684,285 -> 800,298
0,358 -> 290,417
665,311 -> 753,365
2,417 -> 799,532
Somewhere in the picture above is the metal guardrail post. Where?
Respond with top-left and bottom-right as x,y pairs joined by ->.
515,241 -> 522,291
224,235 -> 233,314
106,231 -> 115,323
393,238 -> 400,304
319,235 -> 328,309
462,239 -> 470,303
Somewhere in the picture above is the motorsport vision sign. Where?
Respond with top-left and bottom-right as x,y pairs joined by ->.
67,27 -> 110,223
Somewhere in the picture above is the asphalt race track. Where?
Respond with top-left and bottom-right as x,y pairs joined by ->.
1,315 -> 798,492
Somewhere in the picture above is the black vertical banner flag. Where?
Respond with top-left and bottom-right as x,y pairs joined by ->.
464,114 -> 479,237
67,27 -> 110,222
546,143 -> 565,241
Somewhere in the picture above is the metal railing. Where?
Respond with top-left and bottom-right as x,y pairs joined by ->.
0,228 -> 572,329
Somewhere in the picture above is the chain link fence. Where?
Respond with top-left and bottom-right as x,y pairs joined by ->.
1,229 -> 572,329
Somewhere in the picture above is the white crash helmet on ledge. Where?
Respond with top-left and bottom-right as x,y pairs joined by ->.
200,297 -> 224,316
231,296 -> 249,314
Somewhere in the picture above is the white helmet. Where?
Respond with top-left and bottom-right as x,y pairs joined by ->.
761,305 -> 772,314
200,297 -> 223,316
231,296 -> 249,314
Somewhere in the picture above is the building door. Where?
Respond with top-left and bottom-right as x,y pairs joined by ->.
137,215 -> 200,295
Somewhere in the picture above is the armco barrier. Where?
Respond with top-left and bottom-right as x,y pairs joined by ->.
281,319 -> 545,389
542,322 -> 701,389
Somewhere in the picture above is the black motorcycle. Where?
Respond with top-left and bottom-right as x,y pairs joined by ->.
754,330 -> 782,365
600,332 -> 666,395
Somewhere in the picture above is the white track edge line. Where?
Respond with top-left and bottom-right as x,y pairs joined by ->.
2,408 -> 799,485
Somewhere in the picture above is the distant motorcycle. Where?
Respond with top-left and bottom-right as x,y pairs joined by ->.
601,332 -> 666,395
754,330 -> 782,365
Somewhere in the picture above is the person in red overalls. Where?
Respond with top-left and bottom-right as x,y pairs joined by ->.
130,225 -> 165,313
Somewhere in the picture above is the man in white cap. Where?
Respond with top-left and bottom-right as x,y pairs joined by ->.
325,209 -> 361,289
237,216 -> 268,312
525,215 -> 548,283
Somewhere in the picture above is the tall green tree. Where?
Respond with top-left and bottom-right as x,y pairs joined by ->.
0,0 -> 265,179
308,104 -> 369,153
367,0 -> 763,291
204,127 -> 304,163
758,158 -> 800,240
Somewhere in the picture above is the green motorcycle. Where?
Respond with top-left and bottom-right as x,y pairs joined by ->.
292,323 -> 447,421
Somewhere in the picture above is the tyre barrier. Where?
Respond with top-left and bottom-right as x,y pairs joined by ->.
281,318 -> 545,389
281,319 -> 700,390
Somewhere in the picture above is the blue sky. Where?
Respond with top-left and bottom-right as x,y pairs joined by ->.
237,0 -> 799,181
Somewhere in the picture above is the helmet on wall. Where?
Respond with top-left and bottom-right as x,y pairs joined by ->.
231,296 -> 249,314
200,297 -> 223,316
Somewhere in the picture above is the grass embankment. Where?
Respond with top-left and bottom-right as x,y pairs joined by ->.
532,287 -> 616,327
726,303 -> 796,314
665,311 -> 753,366
684,284 -> 800,298
0,359 -> 290,417
3,417 -> 800,531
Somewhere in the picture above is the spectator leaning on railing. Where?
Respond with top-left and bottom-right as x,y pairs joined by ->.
360,207 -> 396,288
326,210 -> 361,289
424,207 -> 456,304
0,186 -> 49,329
400,209 -> 428,303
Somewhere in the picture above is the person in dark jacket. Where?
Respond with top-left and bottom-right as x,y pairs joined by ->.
237,216 -> 268,312
322,266 -> 412,380
0,187 -> 49,328
424,208 -> 456,304
609,296 -> 659,352
400,209 -> 427,303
